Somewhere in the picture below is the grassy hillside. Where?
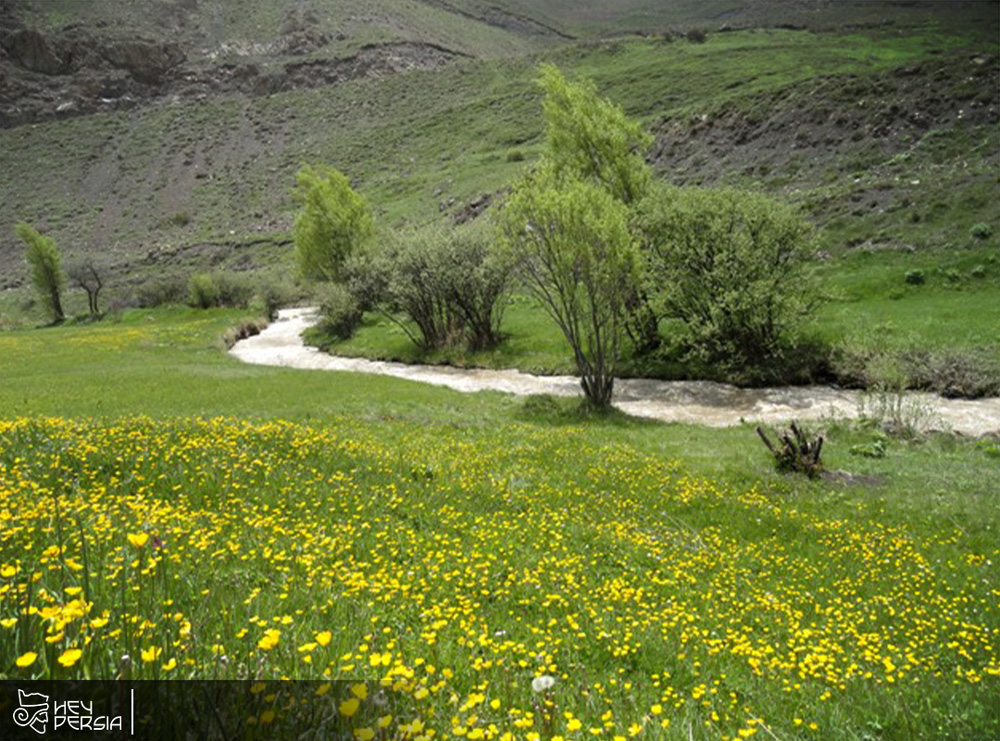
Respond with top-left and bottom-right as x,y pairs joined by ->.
2,25 -> 997,283
3,16 -> 997,393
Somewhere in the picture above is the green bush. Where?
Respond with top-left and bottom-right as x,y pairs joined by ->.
249,282 -> 289,320
850,436 -> 888,459
438,221 -> 513,350
186,272 -> 258,310
834,340 -> 1000,399
505,149 -> 526,162
904,269 -> 926,285
316,283 -> 362,341
212,272 -> 255,308
385,228 -> 461,349
187,273 -> 219,309
969,222 -> 993,240
349,222 -> 512,351
638,184 -> 818,380
135,276 -> 187,308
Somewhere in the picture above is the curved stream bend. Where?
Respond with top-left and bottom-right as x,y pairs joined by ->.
230,308 -> 1000,435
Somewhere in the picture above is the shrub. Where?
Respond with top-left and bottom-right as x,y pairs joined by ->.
211,272 -> 255,308
378,227 -> 464,350
638,184 -> 817,379
348,222 -> 513,352
249,282 -> 288,320
187,273 -> 219,309
857,385 -> 933,439
970,264 -> 987,279
904,269 -> 926,285
135,275 -> 187,308
907,347 -> 1000,399
850,437 -> 888,459
506,149 -> 526,162
316,283 -> 362,341
686,28 -> 708,43
187,272 -> 257,310
438,221 -> 513,350
168,211 -> 191,227
970,222 -> 993,240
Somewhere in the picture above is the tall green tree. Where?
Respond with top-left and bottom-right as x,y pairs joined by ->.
501,170 -> 637,407
538,64 -> 659,350
292,164 -> 374,283
15,222 -> 65,322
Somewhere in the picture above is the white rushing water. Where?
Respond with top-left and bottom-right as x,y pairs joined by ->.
230,308 -> 1000,435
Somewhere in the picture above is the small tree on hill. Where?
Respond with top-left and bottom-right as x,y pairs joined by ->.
67,258 -> 104,317
292,164 -> 374,283
15,222 -> 65,323
501,171 -> 637,407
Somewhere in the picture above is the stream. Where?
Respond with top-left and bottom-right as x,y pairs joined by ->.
229,308 -> 1000,435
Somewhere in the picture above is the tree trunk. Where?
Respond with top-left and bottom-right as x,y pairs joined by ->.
51,285 -> 64,321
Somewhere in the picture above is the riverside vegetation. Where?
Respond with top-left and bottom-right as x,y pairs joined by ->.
1,2 -> 999,739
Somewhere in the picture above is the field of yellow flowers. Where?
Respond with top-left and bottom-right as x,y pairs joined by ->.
1,414 -> 997,739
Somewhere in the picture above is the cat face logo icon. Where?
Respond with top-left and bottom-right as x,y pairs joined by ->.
13,690 -> 49,734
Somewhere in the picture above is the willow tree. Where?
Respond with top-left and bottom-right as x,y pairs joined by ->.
15,222 -> 65,322
537,64 -> 659,350
292,164 -> 374,283
537,63 -> 651,205
501,170 -> 637,407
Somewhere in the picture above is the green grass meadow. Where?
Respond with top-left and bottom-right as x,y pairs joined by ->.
1,308 -> 998,740
2,8 -> 1000,740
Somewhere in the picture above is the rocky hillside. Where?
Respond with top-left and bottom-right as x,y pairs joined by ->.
0,1 -> 997,304
0,0 -> 558,128
652,51 -> 1000,245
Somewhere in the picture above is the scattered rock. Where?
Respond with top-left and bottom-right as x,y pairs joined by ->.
452,190 -> 507,224
1,37 -> 462,127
